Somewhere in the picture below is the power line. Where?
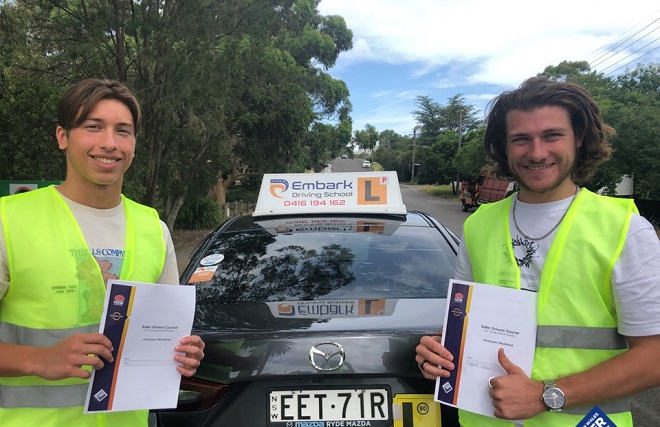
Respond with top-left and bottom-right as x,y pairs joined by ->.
604,42 -> 660,77
587,8 -> 660,76
590,22 -> 660,68
587,8 -> 660,63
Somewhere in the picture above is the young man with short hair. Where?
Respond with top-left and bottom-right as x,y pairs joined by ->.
0,79 -> 205,426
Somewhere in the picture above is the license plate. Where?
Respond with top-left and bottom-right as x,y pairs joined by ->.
268,387 -> 391,426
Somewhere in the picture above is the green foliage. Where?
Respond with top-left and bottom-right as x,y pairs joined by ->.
1,0 -> 354,228
354,123 -> 379,153
2,0 -> 659,208
305,121 -> 351,172
405,95 -> 484,184
453,127 -> 487,178
226,183 -> 259,204
540,60 -> 591,81
174,196 -> 223,230
373,132 -> 416,179
0,81 -> 63,180
411,94 -> 481,147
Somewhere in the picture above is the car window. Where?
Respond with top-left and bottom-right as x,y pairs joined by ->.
189,223 -> 454,304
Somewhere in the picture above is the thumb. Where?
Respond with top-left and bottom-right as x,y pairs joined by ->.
498,348 -> 524,375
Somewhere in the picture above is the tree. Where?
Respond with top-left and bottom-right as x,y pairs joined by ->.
540,60 -> 591,81
408,93 -> 483,183
411,95 -> 442,146
0,0 -> 354,229
606,64 -> 660,199
305,121 -> 351,172
453,127 -> 487,178
439,94 -> 481,134
354,123 -> 379,155
373,133 -> 415,179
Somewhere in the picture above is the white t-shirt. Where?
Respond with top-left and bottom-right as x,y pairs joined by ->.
0,194 -> 179,299
454,190 -> 660,337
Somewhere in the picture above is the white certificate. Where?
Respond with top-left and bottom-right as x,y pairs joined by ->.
435,279 -> 537,418
85,280 -> 196,413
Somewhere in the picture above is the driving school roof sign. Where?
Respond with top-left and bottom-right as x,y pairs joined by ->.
253,172 -> 407,217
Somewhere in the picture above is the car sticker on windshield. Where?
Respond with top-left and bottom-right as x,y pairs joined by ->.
200,254 -> 224,266
188,266 -> 218,283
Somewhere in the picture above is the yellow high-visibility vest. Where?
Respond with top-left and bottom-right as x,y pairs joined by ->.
0,186 -> 165,426
459,189 -> 635,427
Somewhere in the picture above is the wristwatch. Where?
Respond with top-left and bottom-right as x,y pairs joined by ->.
541,380 -> 565,412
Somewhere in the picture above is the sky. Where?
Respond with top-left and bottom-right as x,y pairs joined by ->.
317,0 -> 660,136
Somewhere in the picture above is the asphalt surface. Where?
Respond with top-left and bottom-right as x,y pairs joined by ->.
175,162 -> 659,426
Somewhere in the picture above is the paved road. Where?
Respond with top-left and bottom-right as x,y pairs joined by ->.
331,157 -> 371,173
399,183 -> 467,236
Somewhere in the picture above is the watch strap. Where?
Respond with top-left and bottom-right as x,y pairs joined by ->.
542,379 -> 565,412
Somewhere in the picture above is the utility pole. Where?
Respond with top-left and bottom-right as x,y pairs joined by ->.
410,127 -> 417,183
456,111 -> 463,192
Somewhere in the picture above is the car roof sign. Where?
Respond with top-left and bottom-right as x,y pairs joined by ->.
253,172 -> 407,217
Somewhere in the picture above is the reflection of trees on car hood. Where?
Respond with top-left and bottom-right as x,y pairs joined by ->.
195,230 -> 356,304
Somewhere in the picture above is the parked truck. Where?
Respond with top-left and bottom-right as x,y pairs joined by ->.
459,175 -> 516,212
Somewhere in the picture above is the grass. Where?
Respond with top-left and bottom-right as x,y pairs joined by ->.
421,183 -> 458,200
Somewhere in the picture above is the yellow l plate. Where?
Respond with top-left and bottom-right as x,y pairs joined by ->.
393,394 -> 442,427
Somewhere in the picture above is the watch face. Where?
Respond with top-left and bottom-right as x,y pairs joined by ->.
543,387 -> 565,409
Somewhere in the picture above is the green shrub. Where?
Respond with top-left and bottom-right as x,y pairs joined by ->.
226,184 -> 258,203
175,196 -> 223,230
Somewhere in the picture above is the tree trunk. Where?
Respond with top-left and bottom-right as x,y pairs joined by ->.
164,192 -> 186,233
212,174 -> 238,206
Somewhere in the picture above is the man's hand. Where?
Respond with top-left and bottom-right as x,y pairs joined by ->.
32,333 -> 114,380
489,348 -> 545,420
174,335 -> 206,377
415,335 -> 455,380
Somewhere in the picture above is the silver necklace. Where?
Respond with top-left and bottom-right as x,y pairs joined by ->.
512,185 -> 579,241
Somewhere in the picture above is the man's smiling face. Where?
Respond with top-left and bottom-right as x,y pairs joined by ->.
56,98 -> 136,192
506,105 -> 580,203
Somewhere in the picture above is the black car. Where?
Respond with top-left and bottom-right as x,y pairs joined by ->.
154,172 -> 459,427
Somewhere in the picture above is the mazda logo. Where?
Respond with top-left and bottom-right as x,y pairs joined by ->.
309,342 -> 345,371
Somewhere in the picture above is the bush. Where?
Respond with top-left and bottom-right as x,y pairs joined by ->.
175,196 -> 223,230
226,183 -> 259,203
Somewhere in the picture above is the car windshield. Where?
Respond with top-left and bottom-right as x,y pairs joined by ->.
190,218 -> 455,304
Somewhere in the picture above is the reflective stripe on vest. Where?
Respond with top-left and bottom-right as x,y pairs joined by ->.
536,325 -> 627,350
561,399 -> 632,416
0,383 -> 88,408
0,323 -> 98,348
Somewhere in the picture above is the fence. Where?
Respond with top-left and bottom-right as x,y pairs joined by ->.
224,200 -> 255,219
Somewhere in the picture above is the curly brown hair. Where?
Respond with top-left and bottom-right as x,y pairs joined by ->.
484,77 -> 614,184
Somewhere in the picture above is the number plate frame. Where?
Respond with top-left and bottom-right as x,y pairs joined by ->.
268,386 -> 392,427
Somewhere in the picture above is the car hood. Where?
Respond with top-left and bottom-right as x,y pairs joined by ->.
193,298 -> 446,383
